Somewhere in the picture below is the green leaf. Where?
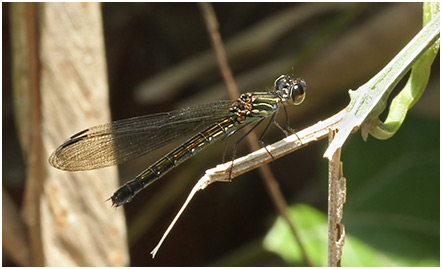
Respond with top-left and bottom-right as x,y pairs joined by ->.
263,204 -> 411,266
369,3 -> 440,140
264,115 -> 439,266
263,204 -> 328,266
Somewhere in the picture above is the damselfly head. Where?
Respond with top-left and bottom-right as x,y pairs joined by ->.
274,75 -> 306,105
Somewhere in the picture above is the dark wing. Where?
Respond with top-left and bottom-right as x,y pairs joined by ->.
49,100 -> 233,171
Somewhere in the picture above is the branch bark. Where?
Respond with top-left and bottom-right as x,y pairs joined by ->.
327,130 -> 346,267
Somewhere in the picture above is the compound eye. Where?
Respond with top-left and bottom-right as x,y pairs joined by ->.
290,79 -> 306,105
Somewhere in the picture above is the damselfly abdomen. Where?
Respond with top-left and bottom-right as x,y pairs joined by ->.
49,75 -> 306,206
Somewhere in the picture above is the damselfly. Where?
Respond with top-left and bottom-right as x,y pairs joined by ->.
49,75 -> 306,207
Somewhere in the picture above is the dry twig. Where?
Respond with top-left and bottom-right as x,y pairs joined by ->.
151,109 -> 346,257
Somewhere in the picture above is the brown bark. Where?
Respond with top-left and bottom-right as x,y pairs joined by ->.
10,3 -> 129,266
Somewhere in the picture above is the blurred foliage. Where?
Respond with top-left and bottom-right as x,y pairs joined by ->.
264,113 -> 439,266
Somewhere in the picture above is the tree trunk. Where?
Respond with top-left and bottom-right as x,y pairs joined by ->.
10,2 -> 129,266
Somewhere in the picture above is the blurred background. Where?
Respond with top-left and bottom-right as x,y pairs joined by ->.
3,2 -> 439,266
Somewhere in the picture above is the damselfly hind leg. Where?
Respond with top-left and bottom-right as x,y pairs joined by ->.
222,135 -> 230,164
227,118 -> 265,181
222,121 -> 250,164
